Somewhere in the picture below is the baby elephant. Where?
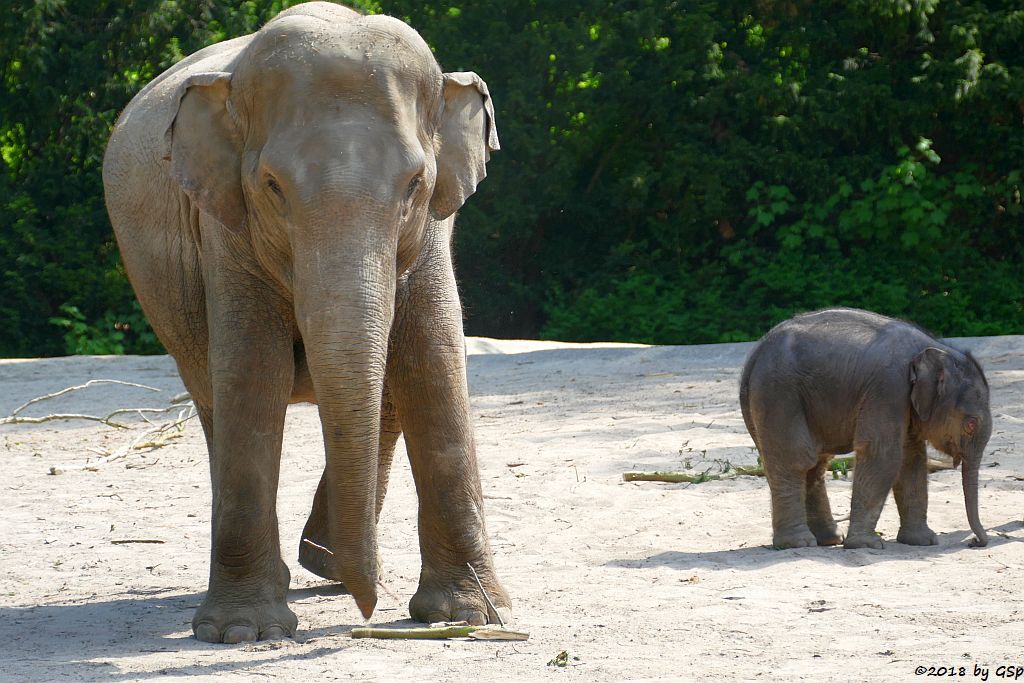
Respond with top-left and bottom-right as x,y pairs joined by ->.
740,308 -> 991,550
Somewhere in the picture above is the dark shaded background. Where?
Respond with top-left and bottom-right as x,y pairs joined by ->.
1,0 -> 1021,356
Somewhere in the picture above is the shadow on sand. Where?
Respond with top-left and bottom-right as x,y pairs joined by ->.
0,583 -> 371,682
606,520 -> 1024,573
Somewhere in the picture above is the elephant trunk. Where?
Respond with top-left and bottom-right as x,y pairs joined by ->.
293,223 -> 398,619
962,452 -> 988,547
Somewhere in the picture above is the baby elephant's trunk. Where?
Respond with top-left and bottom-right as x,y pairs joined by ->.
962,456 -> 988,547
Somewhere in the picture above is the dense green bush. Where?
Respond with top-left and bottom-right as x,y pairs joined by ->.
1,1 -> 1021,356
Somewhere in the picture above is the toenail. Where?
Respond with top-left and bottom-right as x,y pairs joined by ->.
194,623 -> 220,643
260,625 -> 290,640
223,625 -> 258,644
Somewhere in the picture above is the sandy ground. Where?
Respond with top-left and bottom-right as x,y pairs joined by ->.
1,336 -> 1023,682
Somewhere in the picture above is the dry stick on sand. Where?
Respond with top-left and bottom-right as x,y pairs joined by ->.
1,379 -> 165,429
351,625 -> 529,641
0,379 -> 199,474
48,405 -> 196,475
466,562 -> 505,628
623,454 -> 954,484
305,541 -> 528,642
623,464 -> 765,483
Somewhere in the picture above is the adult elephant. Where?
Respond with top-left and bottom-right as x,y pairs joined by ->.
103,2 -> 509,643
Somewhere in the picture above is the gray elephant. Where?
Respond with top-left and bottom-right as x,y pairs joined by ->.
103,2 -> 509,643
739,308 -> 990,550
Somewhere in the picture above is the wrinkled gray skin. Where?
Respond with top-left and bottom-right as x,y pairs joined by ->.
740,308 -> 991,550
103,2 -> 509,643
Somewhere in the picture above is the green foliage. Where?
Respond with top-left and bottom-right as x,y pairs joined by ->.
1,0 -> 1022,356
0,0 -> 372,356
49,301 -> 160,355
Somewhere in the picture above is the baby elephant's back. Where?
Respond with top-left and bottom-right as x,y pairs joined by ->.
739,308 -> 929,446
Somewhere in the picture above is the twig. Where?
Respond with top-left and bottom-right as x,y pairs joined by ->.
3,404 -> 183,430
467,562 -> 504,628
623,471 -> 720,483
623,465 -> 763,483
48,408 -> 196,474
626,454 -> 951,485
351,625 -> 528,641
4,379 -> 160,418
302,538 -> 334,555
112,539 -> 165,545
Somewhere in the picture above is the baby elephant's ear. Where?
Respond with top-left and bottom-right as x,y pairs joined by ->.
430,71 -> 499,220
163,71 -> 246,232
910,347 -> 949,421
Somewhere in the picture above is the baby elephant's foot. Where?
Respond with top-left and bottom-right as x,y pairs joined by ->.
843,532 -> 884,550
772,526 -> 817,549
897,526 -> 938,546
409,565 -> 511,625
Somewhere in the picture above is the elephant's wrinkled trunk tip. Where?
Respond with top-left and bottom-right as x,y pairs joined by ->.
352,584 -> 378,620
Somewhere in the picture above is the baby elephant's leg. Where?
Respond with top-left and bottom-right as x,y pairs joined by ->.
805,456 -> 842,546
763,449 -> 818,549
845,442 -> 902,549
894,440 -> 938,546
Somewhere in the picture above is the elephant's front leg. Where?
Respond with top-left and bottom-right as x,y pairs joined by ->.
845,440 -> 902,549
192,239 -> 297,643
390,230 -> 510,625
894,439 -> 938,546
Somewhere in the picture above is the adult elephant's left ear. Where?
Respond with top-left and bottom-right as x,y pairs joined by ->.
430,71 -> 499,220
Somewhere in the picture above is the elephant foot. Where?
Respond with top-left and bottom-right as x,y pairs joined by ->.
808,520 -> 843,546
298,536 -> 346,584
814,531 -> 844,546
843,532 -> 884,550
897,526 -> 938,546
193,560 -> 297,643
409,565 -> 511,625
772,526 -> 817,549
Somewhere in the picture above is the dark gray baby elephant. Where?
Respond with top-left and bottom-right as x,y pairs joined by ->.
740,308 -> 991,550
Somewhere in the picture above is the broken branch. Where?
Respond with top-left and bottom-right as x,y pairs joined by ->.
48,406 -> 196,474
625,454 -> 953,484
3,379 -> 160,421
466,562 -> 504,628
351,625 -> 528,641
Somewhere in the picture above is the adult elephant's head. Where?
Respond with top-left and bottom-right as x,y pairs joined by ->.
162,3 -> 498,617
910,347 -> 992,547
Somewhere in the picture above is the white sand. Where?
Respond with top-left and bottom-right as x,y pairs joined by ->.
1,336 -> 1022,681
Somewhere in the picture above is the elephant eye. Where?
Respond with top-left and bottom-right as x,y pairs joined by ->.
404,175 -> 422,203
964,417 -> 979,435
267,177 -> 284,198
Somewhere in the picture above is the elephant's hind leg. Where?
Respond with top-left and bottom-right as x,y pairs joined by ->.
759,418 -> 818,549
298,382 -> 401,581
805,456 -> 842,546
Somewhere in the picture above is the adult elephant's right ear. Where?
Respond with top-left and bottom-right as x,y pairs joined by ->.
162,71 -> 246,232
430,71 -> 499,220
